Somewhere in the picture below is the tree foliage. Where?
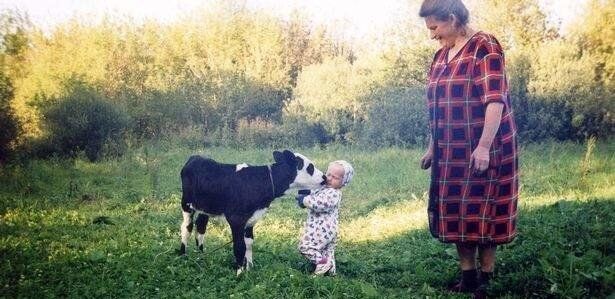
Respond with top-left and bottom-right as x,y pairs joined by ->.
0,10 -> 29,162
41,80 -> 129,161
0,70 -> 18,163
0,0 -> 613,159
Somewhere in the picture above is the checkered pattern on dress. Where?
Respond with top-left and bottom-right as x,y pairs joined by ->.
426,32 -> 519,245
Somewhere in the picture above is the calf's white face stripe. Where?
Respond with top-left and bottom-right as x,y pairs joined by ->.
291,154 -> 325,190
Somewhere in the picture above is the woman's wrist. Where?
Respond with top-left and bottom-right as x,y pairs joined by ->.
477,140 -> 492,150
477,103 -> 504,150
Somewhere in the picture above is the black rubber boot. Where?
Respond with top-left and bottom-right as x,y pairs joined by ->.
447,269 -> 478,293
473,271 -> 494,299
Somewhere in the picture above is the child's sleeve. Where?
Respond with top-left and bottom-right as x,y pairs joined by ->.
303,189 -> 340,213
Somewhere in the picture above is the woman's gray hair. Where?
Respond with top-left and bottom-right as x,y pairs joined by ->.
419,0 -> 470,27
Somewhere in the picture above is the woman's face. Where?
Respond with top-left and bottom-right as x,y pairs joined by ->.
424,15 -> 456,47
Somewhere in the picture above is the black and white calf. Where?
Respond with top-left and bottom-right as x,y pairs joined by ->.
179,150 -> 325,274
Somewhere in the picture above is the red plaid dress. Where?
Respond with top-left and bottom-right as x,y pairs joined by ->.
426,32 -> 519,245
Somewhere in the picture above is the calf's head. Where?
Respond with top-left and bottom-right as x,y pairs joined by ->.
273,150 -> 325,191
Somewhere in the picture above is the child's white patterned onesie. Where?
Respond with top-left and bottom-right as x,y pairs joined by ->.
298,187 -> 341,266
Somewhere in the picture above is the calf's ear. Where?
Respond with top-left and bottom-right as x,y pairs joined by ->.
273,151 -> 284,163
282,150 -> 298,167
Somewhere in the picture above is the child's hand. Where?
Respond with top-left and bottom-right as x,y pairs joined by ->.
295,194 -> 307,208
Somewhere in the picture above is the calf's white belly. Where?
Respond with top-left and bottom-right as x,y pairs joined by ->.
189,206 -> 267,227
246,208 -> 268,227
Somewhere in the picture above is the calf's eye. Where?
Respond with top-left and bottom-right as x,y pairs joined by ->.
307,164 -> 314,176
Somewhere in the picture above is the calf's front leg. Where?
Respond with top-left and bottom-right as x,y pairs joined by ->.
228,219 -> 247,275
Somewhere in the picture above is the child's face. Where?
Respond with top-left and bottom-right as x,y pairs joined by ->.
325,163 -> 345,189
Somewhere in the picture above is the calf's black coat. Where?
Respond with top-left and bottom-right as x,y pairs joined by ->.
179,150 -> 323,271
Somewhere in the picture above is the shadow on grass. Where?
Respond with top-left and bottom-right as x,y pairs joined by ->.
334,197 -> 615,298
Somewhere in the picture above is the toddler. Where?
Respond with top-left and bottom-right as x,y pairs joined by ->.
296,160 -> 354,275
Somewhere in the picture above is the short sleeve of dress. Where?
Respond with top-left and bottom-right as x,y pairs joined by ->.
472,37 -> 507,105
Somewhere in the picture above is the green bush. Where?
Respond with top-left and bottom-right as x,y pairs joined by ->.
513,95 -> 574,141
278,114 -> 331,147
210,75 -> 287,128
358,87 -> 428,148
42,83 -> 129,161
203,124 -> 235,148
0,71 -> 19,163
234,117 -> 282,148
125,88 -> 201,140
289,57 -> 364,141
525,40 -> 613,140
204,116 -> 329,149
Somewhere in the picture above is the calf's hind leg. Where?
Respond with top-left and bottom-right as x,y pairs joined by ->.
179,209 -> 193,255
195,213 -> 209,252
244,226 -> 254,270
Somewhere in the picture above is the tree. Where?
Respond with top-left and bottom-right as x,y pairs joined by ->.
0,71 -> 18,163
566,0 -> 615,137
42,81 -> 129,161
282,10 -> 312,87
469,0 -> 555,50
0,9 -> 29,161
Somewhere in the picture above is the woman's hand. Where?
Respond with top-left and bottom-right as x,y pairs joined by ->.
420,150 -> 433,170
470,145 -> 490,174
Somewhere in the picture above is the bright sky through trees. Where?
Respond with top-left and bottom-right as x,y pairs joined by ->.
1,0 -> 588,37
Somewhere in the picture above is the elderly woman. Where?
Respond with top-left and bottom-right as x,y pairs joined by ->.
418,0 -> 519,297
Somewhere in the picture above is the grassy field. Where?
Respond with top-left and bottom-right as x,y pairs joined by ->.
1,140 -> 613,298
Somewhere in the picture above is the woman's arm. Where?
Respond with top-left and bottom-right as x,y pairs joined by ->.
471,102 -> 504,172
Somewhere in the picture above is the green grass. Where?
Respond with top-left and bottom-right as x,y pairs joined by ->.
1,140 -> 614,298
